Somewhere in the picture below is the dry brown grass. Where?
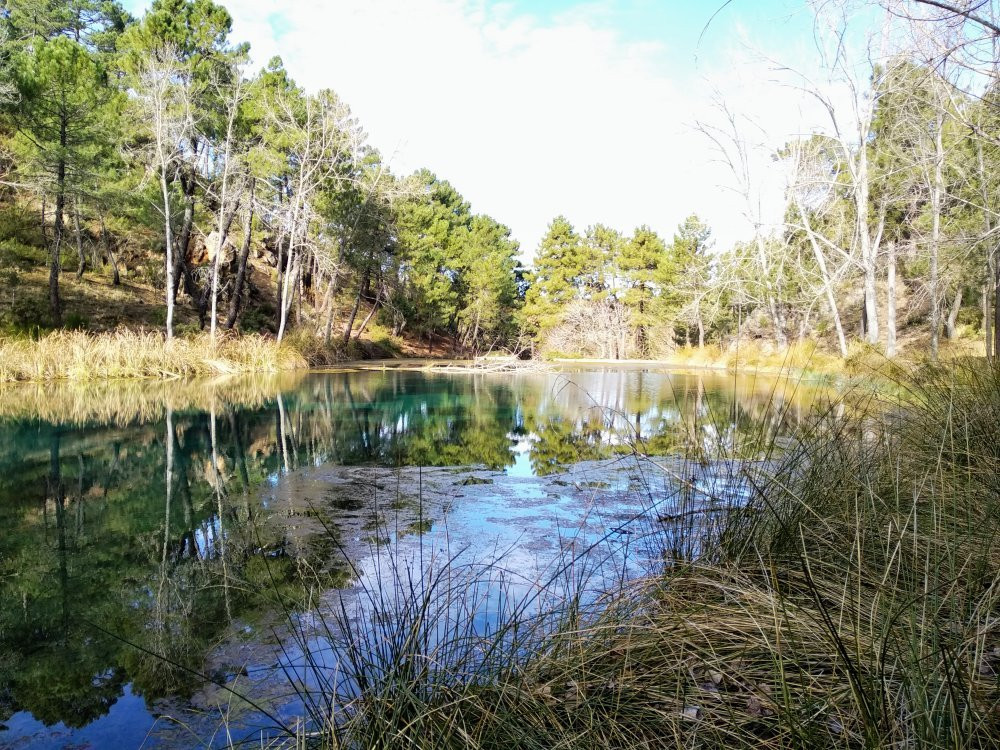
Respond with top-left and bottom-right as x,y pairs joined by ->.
0,329 -> 309,382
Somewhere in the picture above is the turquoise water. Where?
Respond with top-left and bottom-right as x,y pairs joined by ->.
0,367 -> 823,748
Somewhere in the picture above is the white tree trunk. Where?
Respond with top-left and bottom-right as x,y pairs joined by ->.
795,196 -> 848,356
930,109 -> 944,359
856,143 -> 879,345
160,168 -> 174,340
886,241 -> 897,357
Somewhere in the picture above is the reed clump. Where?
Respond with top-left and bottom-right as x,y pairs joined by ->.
0,329 -> 311,382
266,358 -> 1000,749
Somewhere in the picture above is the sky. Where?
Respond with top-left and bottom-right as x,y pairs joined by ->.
123,0 -> 835,259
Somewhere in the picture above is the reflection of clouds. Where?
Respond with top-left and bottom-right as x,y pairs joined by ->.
0,368 -> 826,746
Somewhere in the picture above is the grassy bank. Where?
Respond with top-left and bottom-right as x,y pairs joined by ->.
252,358 -> 1000,748
551,338 -> 984,379
0,329 -> 313,381
0,326 -> 419,382
2,328 -> 968,383
0,325 -> 458,381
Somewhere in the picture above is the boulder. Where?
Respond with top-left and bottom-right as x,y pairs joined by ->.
204,230 -> 237,266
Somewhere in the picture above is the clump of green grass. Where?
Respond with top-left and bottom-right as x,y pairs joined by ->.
0,329 -> 310,381
247,358 -> 1000,749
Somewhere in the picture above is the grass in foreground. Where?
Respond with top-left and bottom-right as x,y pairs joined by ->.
233,357 -> 1000,749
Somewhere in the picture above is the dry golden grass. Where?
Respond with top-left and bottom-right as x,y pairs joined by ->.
0,329 -> 309,382
667,340 -> 845,376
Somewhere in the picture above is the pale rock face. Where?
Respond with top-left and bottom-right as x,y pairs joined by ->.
204,231 -> 236,266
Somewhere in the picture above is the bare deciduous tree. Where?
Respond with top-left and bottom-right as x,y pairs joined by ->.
130,46 -> 194,340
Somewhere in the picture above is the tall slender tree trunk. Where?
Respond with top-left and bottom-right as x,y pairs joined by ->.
277,174 -> 305,341
204,200 -> 240,338
976,138 -> 994,359
277,246 -> 297,341
469,308 -> 481,352
225,195 -> 254,330
99,214 -> 119,286
354,293 -> 380,341
211,88 -> 242,340
342,282 -> 363,345
276,176 -> 289,313
50,201 -> 64,326
50,128 -> 67,326
323,272 -> 338,345
160,165 -> 175,340
856,144 -> 879,345
795,196 -> 848,356
886,241 -> 897,357
983,280 -> 992,359
752,234 -> 787,346
295,264 -> 303,326
73,198 -> 85,280
994,250 -> 1000,360
930,109 -> 944,360
946,286 -> 963,340
173,172 -> 198,303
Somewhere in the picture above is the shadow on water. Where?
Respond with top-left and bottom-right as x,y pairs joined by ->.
0,367 -> 831,747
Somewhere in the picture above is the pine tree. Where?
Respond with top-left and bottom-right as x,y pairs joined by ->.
667,215 -> 712,346
12,35 -> 114,323
522,215 -> 585,335
620,225 -> 667,353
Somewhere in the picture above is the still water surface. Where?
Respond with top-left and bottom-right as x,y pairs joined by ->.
0,366 -> 826,748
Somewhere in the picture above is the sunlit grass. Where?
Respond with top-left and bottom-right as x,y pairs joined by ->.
666,339 -> 845,376
0,329 -> 310,382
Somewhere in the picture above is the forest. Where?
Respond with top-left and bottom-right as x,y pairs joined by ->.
0,0 -> 999,368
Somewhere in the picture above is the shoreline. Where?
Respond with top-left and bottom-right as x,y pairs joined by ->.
0,328 -> 909,383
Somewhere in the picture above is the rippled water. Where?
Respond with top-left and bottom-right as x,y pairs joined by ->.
0,366 -> 828,748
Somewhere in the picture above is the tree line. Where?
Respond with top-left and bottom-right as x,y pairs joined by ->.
522,1 -> 1000,361
0,0 -> 521,352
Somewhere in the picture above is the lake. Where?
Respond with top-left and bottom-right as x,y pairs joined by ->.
0,366 -> 827,748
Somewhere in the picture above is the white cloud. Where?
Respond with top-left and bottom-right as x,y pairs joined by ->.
131,0 -> 838,259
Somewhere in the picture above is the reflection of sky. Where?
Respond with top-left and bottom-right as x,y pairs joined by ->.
3,684 -> 153,749
261,457 -> 672,730
0,368 -> 824,748
504,434 -> 535,478
244,449 -> 760,747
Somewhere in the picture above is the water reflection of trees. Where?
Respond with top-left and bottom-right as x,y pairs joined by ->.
0,369 -> 827,731
520,370 -> 829,473
0,409 -> 315,729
